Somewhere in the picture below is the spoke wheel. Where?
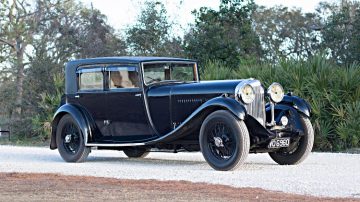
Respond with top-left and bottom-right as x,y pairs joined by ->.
269,115 -> 314,165
56,114 -> 90,163
207,122 -> 236,160
61,122 -> 81,154
200,110 -> 250,171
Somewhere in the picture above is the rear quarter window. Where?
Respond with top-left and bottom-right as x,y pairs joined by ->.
77,67 -> 103,91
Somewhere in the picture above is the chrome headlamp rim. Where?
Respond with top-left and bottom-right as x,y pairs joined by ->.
236,83 -> 255,104
267,82 -> 284,103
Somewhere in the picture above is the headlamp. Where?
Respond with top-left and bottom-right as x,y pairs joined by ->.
238,84 -> 255,104
267,83 -> 284,103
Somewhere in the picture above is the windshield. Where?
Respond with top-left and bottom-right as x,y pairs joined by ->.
143,62 -> 197,85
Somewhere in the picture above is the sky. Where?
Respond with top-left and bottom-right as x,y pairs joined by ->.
79,0 -> 333,34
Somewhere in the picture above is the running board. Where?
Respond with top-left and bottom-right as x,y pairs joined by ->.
86,142 -> 146,147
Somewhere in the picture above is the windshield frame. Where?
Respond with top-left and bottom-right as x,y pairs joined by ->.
141,61 -> 199,86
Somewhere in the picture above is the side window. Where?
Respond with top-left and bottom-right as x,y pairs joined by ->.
143,63 -> 167,84
171,64 -> 194,81
108,66 -> 139,89
77,67 -> 103,91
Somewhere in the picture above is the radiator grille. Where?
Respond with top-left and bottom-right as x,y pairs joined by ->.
245,82 -> 266,126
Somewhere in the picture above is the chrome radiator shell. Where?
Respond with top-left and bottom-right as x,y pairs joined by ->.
236,80 -> 266,126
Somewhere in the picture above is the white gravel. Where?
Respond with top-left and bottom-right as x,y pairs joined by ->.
0,145 -> 359,198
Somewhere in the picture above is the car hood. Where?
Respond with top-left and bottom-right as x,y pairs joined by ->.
146,79 -> 253,134
147,79 -> 248,97
170,80 -> 246,96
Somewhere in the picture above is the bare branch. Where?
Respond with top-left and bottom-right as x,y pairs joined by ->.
0,38 -> 15,49
16,0 -> 28,14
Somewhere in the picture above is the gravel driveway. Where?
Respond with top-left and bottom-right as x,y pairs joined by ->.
0,145 -> 359,198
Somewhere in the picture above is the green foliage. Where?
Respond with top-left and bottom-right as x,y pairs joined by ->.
319,1 -> 360,64
203,55 -> 360,151
31,74 -> 64,141
1,0 -> 359,151
1,0 -> 125,140
201,60 -> 234,80
253,6 -> 321,62
76,7 -> 127,58
185,0 -> 262,68
126,1 -> 183,57
333,101 -> 360,150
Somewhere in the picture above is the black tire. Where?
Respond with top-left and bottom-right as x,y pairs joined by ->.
269,115 -> 314,165
123,147 -> 150,158
200,110 -> 250,171
56,114 -> 90,163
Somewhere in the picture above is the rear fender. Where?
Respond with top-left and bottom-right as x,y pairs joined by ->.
50,104 -> 92,149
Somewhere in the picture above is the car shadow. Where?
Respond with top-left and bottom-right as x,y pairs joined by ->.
30,152 -> 277,168
84,155 -> 277,169
86,156 -> 206,166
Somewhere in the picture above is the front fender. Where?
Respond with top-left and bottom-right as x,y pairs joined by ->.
280,95 -> 311,117
199,96 -> 247,120
266,104 -> 304,132
50,104 -> 92,149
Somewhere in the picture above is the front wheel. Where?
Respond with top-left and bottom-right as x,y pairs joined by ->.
56,114 -> 91,163
200,110 -> 250,171
269,115 -> 314,165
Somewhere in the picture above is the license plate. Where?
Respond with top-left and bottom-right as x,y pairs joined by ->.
268,138 -> 290,148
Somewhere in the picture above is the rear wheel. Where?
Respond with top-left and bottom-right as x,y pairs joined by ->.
269,115 -> 314,165
200,110 -> 250,171
123,147 -> 150,158
56,114 -> 90,163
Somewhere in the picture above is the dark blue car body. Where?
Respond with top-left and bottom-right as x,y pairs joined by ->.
50,56 -> 311,160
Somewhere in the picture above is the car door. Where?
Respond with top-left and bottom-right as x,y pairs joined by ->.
75,66 -> 109,141
104,65 -> 155,142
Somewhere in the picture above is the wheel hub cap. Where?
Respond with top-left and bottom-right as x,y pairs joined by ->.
65,134 -> 72,143
214,137 -> 224,147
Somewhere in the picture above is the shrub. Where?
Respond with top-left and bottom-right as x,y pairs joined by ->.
201,60 -> 234,80
202,56 -> 360,151
31,74 -> 64,141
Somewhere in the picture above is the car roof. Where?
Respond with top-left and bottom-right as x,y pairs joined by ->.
67,56 -> 196,66
65,56 -> 197,94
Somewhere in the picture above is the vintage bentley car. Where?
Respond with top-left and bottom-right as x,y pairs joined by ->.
50,57 -> 314,171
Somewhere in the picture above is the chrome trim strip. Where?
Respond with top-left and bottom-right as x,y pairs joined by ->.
144,102 -> 212,144
83,106 -> 202,147
153,96 -> 246,144
140,62 -> 161,136
76,67 -> 103,73
86,143 -> 146,147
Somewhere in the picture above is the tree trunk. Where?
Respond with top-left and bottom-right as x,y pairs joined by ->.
11,39 -> 25,121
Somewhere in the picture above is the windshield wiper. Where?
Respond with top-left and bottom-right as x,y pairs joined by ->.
160,80 -> 185,83
158,80 -> 195,84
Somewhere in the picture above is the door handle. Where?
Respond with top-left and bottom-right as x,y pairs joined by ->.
104,120 -> 111,126
75,95 -> 80,98
134,93 -> 142,97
